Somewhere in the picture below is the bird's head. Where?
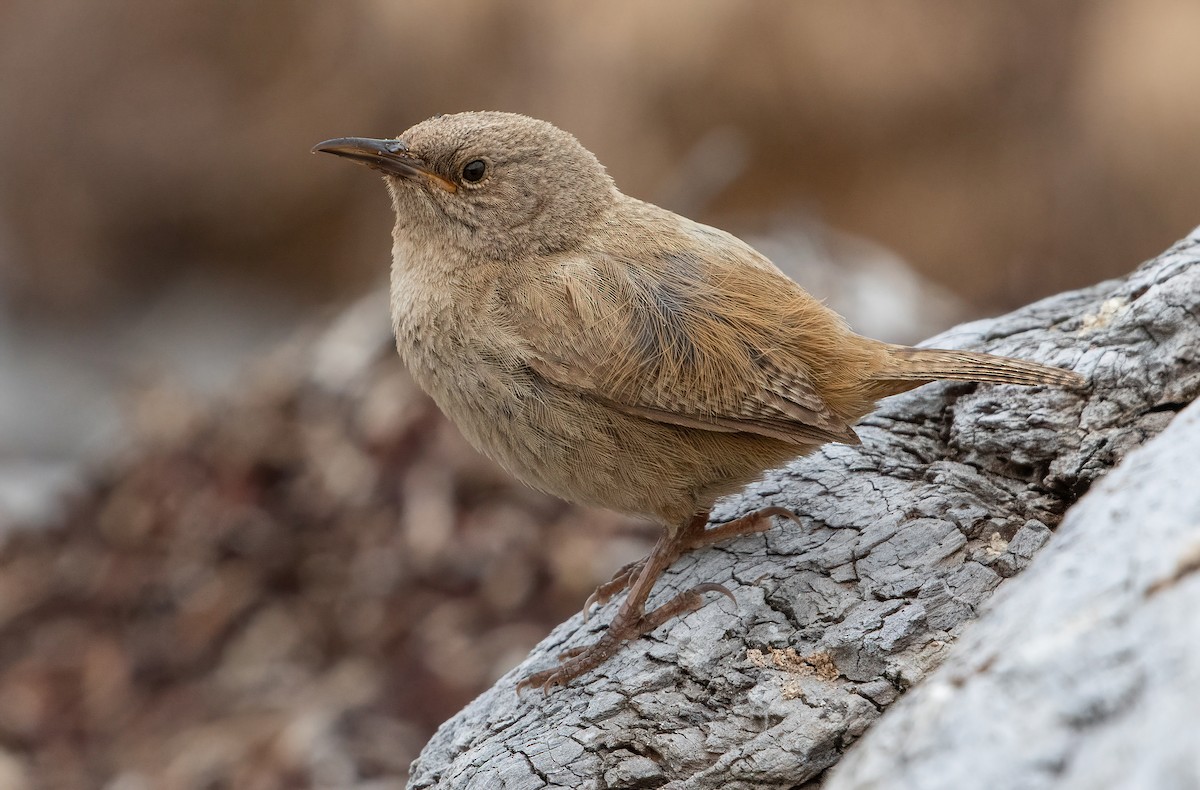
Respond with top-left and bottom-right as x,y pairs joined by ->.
315,111 -> 616,262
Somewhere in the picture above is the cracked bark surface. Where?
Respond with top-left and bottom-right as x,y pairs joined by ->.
409,229 -> 1200,790
826,396 -> 1200,790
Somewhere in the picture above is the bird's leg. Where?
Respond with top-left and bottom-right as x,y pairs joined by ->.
680,505 -> 802,549
580,558 -> 644,622
520,518 -> 732,693
578,507 -> 800,619
521,508 -> 803,692
575,512 -> 706,620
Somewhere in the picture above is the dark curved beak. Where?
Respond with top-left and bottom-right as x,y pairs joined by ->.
312,137 -> 457,193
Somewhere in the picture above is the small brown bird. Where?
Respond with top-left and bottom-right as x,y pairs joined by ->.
314,112 -> 1083,691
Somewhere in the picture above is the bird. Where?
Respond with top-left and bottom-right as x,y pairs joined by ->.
313,111 -> 1084,692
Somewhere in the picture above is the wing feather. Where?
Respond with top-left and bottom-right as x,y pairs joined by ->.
506,219 -> 859,447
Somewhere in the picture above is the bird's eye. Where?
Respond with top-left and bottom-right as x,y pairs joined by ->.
462,159 -> 487,183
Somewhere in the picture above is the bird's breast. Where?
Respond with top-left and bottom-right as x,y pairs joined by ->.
389,264 -> 553,476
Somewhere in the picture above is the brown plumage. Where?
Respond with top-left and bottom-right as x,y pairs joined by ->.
314,112 -> 1084,691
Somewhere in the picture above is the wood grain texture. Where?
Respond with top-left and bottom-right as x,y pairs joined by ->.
408,227 -> 1200,790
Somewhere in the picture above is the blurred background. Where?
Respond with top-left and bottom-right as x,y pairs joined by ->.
1,1 -> 1199,787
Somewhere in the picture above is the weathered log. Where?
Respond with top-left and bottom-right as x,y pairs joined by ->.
408,228 -> 1200,789
827,396 -> 1200,790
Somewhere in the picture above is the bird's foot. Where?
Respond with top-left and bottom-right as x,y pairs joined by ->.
518,582 -> 736,694
682,506 -> 801,550
521,510 -> 796,693
578,507 -> 799,620
581,559 -> 645,621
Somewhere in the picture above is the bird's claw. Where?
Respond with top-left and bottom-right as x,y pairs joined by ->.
580,558 -> 644,622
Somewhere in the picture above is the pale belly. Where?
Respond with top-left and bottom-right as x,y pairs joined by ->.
399,333 -> 804,528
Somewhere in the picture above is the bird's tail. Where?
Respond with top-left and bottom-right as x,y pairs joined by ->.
868,344 -> 1085,397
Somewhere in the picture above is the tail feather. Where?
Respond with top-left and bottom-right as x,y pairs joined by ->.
871,345 -> 1085,395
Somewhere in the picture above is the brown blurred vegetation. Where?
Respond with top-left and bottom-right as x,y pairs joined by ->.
0,300 -> 652,788
2,0 -> 1199,320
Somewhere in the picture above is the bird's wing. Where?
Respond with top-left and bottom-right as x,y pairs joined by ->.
507,228 -> 860,446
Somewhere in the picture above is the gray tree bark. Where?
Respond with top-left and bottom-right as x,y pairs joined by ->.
826,394 -> 1200,790
408,228 -> 1200,790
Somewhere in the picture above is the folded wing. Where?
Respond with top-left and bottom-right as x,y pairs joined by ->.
510,230 -> 861,447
